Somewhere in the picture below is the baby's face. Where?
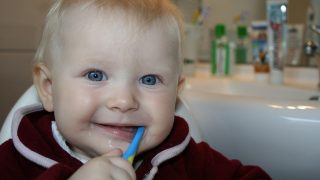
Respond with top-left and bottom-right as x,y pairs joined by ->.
48,7 -> 182,158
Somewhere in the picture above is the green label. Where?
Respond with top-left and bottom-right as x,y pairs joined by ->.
211,40 -> 230,75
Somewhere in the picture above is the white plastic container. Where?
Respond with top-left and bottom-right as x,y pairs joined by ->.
183,24 -> 203,76
267,0 -> 288,84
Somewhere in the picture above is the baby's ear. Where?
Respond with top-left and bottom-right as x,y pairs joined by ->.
33,63 -> 54,112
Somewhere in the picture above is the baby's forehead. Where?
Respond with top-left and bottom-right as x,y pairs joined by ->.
58,6 -> 178,45
61,5 -> 170,29
57,5 -> 178,43
46,4 -> 182,73
55,7 -> 178,53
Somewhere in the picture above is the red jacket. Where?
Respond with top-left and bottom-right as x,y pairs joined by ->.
0,104 -> 271,179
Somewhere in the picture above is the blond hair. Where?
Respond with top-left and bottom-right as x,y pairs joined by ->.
34,0 -> 183,71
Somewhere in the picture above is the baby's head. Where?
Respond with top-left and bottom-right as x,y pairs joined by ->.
33,0 -> 185,158
34,0 -> 183,68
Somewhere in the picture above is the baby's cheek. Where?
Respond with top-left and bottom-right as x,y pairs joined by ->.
139,137 -> 158,153
139,129 -> 170,153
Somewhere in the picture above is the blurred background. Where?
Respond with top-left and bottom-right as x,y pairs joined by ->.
0,0 -> 318,125
0,0 -> 51,125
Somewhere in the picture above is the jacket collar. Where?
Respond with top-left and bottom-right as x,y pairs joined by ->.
135,116 -> 191,180
12,104 -> 191,180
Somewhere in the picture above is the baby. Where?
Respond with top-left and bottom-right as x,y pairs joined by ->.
0,0 -> 271,179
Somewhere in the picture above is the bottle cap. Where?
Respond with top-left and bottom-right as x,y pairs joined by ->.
215,24 -> 225,38
237,26 -> 247,38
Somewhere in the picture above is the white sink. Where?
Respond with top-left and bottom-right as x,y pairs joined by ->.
176,76 -> 320,179
184,77 -> 319,100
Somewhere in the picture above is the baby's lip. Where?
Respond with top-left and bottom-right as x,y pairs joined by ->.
93,123 -> 138,142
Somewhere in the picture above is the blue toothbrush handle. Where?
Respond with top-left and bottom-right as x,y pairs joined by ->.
122,127 -> 144,163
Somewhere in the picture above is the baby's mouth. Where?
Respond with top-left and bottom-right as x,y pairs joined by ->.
93,123 -> 138,142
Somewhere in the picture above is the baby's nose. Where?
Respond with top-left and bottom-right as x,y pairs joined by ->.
105,88 -> 138,112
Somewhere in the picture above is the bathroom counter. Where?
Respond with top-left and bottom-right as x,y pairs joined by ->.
187,63 -> 319,91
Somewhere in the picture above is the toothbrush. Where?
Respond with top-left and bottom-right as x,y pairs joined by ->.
122,126 -> 145,164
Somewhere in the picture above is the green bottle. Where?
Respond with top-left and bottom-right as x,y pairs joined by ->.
235,26 -> 249,64
211,24 -> 230,75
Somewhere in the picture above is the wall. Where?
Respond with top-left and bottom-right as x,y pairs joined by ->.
177,0 -> 309,29
0,0 -> 51,126
203,0 -> 266,28
288,0 -> 309,24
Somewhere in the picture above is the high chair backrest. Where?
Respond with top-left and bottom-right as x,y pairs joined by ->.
0,86 -> 203,145
0,86 -> 40,144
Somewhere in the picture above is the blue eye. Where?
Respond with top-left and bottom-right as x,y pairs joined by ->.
140,75 -> 159,85
86,70 -> 107,81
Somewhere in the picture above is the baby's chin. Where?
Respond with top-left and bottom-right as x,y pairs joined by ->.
137,137 -> 164,154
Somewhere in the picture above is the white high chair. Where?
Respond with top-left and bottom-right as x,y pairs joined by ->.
0,86 -> 203,144
0,86 -> 40,144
